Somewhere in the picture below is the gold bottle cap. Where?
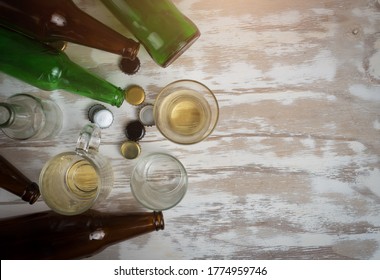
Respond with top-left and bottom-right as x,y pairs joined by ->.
120,140 -> 141,160
125,86 -> 146,106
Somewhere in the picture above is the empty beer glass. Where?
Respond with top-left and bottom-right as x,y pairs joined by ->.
130,153 -> 188,210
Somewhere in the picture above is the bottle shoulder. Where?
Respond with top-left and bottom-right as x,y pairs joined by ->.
0,0 -> 81,40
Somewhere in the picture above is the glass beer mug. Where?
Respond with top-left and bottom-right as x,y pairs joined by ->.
39,124 -> 114,215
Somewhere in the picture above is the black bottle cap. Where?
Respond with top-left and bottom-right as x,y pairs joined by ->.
119,57 -> 141,75
125,120 -> 146,141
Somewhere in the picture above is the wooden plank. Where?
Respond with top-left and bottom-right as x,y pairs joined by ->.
0,0 -> 379,259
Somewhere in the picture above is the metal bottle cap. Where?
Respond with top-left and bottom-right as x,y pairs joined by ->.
125,120 -> 146,141
88,104 -> 114,129
120,140 -> 141,160
119,57 -> 141,75
138,104 -> 155,126
125,86 -> 146,106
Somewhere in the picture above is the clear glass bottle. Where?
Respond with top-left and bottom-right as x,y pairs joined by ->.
0,93 -> 62,140
0,0 -> 139,60
101,0 -> 200,67
0,210 -> 164,259
0,154 -> 40,204
0,26 -> 125,107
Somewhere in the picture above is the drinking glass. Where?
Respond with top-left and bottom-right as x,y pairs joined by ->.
153,80 -> 219,145
39,124 -> 114,215
0,93 -> 62,140
130,153 -> 188,211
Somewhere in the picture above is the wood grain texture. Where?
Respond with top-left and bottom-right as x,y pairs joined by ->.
0,0 -> 379,259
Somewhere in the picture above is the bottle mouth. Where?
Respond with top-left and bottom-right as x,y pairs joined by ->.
0,103 -> 13,127
154,211 -> 165,231
22,182 -> 41,204
129,41 -> 140,60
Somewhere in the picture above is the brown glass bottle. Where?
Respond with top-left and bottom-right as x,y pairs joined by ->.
0,154 -> 40,204
0,210 -> 164,259
0,0 -> 139,60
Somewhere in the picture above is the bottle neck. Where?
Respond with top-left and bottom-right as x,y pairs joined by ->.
0,26 -> 124,107
58,58 -> 125,107
21,182 -> 41,204
62,0 -> 140,59
153,211 -> 165,230
101,211 -> 165,244
0,0 -> 139,60
0,155 -> 41,204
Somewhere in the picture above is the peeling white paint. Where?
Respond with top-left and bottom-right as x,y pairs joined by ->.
1,0 -> 380,261
373,119 -> 380,130
368,51 -> 380,80
349,84 -> 380,101
357,168 -> 380,198
261,10 -> 302,25
267,50 -> 338,85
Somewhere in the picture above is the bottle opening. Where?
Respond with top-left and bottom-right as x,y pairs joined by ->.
0,104 -> 13,127
154,211 -> 165,231
22,183 -> 41,204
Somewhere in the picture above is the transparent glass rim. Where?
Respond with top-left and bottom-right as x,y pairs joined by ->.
0,103 -> 14,127
130,152 -> 188,211
153,79 -> 219,145
39,151 -> 102,216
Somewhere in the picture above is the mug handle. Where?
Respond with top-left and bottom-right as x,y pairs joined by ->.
76,123 -> 101,153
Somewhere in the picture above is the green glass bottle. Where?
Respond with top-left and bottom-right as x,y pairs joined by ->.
101,0 -> 200,68
0,26 -> 125,107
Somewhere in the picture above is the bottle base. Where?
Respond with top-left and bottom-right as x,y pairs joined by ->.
159,30 -> 201,68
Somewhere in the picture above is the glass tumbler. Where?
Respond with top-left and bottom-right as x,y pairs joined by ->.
0,93 -> 62,140
154,80 -> 219,145
39,124 -> 114,215
130,153 -> 188,211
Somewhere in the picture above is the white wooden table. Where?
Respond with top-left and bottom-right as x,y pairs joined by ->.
1,0 -> 380,259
